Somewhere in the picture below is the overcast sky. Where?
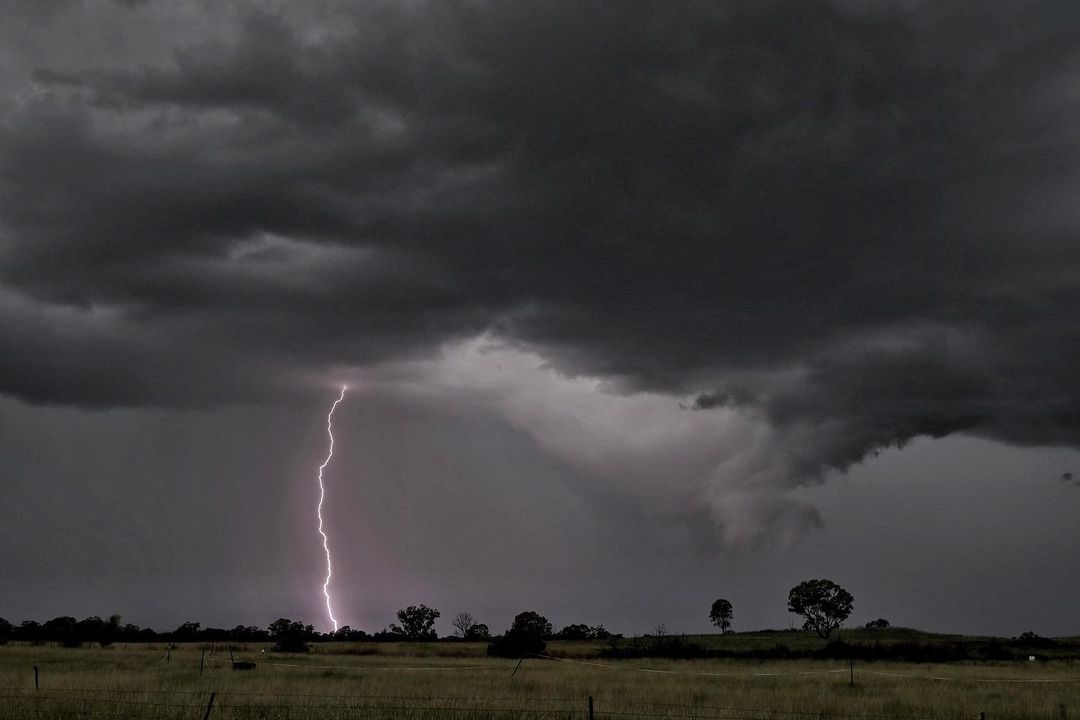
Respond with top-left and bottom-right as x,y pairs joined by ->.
1,0 -> 1078,637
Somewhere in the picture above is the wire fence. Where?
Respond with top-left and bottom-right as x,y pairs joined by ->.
3,655 -> 1077,719
0,685 -> 1061,720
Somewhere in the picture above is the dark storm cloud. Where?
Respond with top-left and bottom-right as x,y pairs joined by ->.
2,0 -> 1079,481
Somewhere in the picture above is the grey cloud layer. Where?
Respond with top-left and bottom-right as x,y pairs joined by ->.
3,0 -> 1079,481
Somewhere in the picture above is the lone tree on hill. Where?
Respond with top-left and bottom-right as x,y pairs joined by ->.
391,605 -> 440,640
787,579 -> 854,639
709,598 -> 734,633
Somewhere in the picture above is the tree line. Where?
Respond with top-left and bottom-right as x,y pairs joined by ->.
0,607 -> 611,655
0,577 -> 855,652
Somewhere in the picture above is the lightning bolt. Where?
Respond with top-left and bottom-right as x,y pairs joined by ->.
316,384 -> 348,632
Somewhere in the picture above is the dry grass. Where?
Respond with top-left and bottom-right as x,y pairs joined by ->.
1,642 -> 1078,719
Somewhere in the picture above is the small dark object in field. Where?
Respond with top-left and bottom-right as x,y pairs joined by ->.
232,661 -> 256,670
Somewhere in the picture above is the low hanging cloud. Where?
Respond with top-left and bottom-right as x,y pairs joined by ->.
2,0 -> 1079,545
362,337 -> 825,548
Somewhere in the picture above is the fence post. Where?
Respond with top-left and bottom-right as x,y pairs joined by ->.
980,712 -> 986,720
588,695 -> 594,720
202,692 -> 216,720
33,665 -> 39,690
1059,704 -> 1067,720
200,650 -> 206,675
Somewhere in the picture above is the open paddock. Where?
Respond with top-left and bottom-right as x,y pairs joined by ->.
1,642 -> 1078,719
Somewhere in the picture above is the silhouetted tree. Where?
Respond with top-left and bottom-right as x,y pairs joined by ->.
464,623 -> 490,641
553,623 -> 611,640
17,620 -> 43,644
229,625 -> 270,642
557,623 -> 593,640
865,618 -> 890,629
487,610 -> 550,657
43,616 -> 79,647
0,617 -> 12,645
269,618 -> 313,652
709,598 -> 734,633
332,625 -> 367,641
510,611 -> 552,638
451,612 -> 476,638
390,605 -> 440,641
94,615 -> 122,648
75,617 -> 106,647
1014,631 -> 1058,649
120,623 -> 153,642
787,579 -> 854,639
172,621 -> 202,642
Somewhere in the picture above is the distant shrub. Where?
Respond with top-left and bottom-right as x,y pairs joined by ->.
464,623 -> 491,641
977,639 -> 1012,661
332,625 -> 368,642
555,623 -> 611,641
865,618 -> 890,629
488,633 -> 546,658
1014,631 -> 1058,648
556,624 -> 593,640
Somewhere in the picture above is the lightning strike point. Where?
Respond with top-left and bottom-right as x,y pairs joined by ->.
316,384 -> 348,632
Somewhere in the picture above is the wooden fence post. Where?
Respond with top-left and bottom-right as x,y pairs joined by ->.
202,692 -> 216,720
200,650 -> 206,675
588,695 -> 594,720
33,665 -> 39,690
1059,704 -> 1067,720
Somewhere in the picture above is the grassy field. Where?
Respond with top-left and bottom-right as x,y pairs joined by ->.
2,638 -> 1078,719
